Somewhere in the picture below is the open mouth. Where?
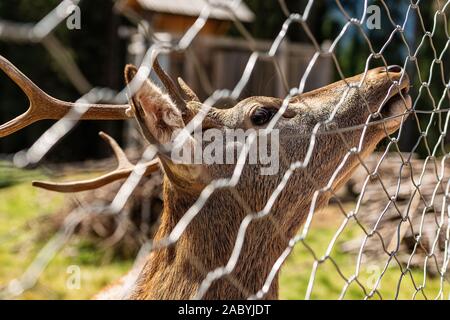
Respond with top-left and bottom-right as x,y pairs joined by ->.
374,82 -> 412,130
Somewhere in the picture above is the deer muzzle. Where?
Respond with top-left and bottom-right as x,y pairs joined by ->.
332,65 -> 412,133
372,65 -> 411,131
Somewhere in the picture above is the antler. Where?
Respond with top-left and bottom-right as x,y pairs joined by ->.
0,55 -> 203,192
0,55 -> 131,138
32,132 -> 159,192
151,58 -> 187,109
177,77 -> 200,102
0,55 -> 204,138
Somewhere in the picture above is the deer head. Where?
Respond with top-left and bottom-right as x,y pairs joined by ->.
0,56 -> 411,299
123,63 -> 410,194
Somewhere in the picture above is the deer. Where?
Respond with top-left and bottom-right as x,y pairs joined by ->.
0,54 -> 411,299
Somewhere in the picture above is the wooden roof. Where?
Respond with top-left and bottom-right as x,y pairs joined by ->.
128,0 -> 255,22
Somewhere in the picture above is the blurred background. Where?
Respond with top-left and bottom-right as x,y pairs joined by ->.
1,0 -> 447,161
0,0 -> 449,299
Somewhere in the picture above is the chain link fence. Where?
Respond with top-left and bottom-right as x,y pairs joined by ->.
0,0 -> 449,300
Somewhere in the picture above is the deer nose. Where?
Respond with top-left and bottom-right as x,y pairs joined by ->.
386,65 -> 402,73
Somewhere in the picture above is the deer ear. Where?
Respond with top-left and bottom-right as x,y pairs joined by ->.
124,65 -> 202,186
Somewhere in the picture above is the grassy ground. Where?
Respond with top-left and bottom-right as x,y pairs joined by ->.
0,165 -> 447,299
279,206 -> 448,299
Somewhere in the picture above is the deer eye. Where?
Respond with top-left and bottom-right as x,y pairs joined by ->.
251,107 -> 275,126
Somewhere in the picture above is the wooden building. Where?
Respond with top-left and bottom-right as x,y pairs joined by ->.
116,0 -> 332,102
118,0 -> 254,35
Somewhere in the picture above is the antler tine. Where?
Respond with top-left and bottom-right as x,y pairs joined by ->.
177,77 -> 200,102
32,132 -> 159,193
0,55 -> 131,138
151,58 -> 187,112
0,55 -> 44,100
0,55 -> 51,137
0,110 -> 37,139
98,131 -> 132,169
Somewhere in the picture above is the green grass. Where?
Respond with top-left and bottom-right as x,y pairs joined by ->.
0,161 -> 45,189
279,208 -> 449,300
0,165 -> 447,299
0,167 -> 132,299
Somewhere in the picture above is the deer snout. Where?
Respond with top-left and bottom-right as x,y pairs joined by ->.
367,65 -> 409,88
288,66 -> 411,132
367,65 -> 411,131
386,65 -> 402,73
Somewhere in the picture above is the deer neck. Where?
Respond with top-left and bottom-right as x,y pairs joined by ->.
130,176 -> 306,300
